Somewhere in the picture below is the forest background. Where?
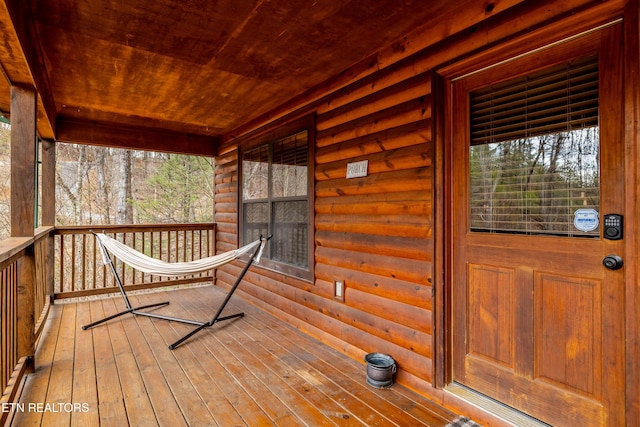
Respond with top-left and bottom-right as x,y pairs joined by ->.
0,124 -> 214,240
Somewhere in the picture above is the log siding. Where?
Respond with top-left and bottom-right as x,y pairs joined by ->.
212,1 -> 637,424
215,63 -> 435,388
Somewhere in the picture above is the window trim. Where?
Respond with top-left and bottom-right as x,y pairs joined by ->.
238,116 -> 315,281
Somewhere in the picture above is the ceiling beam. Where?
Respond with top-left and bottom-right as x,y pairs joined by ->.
56,118 -> 217,156
2,0 -> 56,139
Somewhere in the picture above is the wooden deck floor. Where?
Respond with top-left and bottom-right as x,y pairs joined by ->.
9,285 -> 460,426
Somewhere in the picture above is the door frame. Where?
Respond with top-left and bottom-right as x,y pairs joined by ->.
432,10 -> 638,424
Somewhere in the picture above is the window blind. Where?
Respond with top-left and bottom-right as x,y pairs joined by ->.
468,55 -> 600,237
470,56 -> 598,145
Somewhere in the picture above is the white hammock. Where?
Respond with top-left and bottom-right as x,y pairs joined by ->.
95,233 -> 264,277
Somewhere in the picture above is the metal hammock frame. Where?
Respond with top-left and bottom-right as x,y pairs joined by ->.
82,231 -> 270,349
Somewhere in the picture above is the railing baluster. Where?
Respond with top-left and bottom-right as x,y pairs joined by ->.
49,224 -> 216,299
81,233 -> 87,291
71,235 -> 76,292
92,236 -> 97,290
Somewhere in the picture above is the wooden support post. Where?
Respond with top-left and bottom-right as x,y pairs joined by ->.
17,246 -> 35,371
10,85 -> 36,236
11,85 -> 37,370
41,139 -> 56,303
41,139 -> 55,227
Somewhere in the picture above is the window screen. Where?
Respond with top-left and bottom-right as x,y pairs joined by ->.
469,56 -> 600,237
242,130 -> 310,270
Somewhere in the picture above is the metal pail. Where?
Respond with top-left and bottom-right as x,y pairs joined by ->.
364,353 -> 397,388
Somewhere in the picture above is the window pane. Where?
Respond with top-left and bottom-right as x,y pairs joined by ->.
243,145 -> 269,200
272,131 -> 308,198
470,128 -> 599,237
272,200 -> 308,268
244,202 -> 269,243
470,56 -> 598,145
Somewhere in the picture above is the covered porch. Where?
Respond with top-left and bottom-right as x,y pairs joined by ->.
8,285 -> 459,426
1,0 -> 640,426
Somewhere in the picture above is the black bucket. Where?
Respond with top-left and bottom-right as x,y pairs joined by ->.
364,353 -> 397,388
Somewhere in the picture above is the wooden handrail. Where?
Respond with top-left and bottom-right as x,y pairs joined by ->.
53,223 -> 217,299
55,223 -> 216,234
1,229 -> 54,419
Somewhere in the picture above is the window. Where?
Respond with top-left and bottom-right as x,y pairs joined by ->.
241,129 -> 312,278
469,55 -> 600,237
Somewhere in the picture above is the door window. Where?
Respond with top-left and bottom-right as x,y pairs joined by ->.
469,56 -> 600,237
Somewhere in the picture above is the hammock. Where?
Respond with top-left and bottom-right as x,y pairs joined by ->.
95,232 -> 263,276
83,231 -> 270,350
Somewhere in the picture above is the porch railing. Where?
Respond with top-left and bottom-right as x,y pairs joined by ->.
53,223 -> 217,299
1,223 -> 216,421
1,227 -> 53,423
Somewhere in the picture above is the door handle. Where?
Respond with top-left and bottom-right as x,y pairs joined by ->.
603,254 -> 623,270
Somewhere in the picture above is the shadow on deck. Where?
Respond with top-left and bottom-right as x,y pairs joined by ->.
8,285 -> 463,426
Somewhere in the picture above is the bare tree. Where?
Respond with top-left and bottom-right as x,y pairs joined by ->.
114,149 -> 133,224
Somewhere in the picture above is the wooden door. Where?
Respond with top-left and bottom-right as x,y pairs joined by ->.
451,26 -> 625,426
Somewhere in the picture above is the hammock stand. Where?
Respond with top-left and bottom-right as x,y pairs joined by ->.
82,231 -> 270,350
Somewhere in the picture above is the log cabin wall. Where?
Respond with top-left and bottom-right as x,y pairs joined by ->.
213,0 -> 636,422
214,64 -> 434,389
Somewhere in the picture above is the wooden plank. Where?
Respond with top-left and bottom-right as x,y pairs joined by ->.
40,304 -> 76,426
179,288 -> 349,426
214,223 -> 237,238
314,228 -> 432,260
239,298 -> 452,426
316,144 -> 432,180
13,287 -> 465,426
219,266 -> 432,355
0,238 -> 32,266
315,213 -> 431,239
315,167 -> 432,199
223,277 -> 435,385
599,22 -> 627,427
112,301 -> 188,427
195,287 -> 452,426
315,120 -> 431,165
71,301 -> 100,426
227,330 -> 365,426
314,262 -> 433,309
101,298 -> 160,427
126,300 -> 219,427
90,299 -> 129,427
316,61 -> 434,117
53,277 -> 211,300
345,287 -> 433,336
624,0 -> 640,423
213,191 -> 237,207
12,304 -> 63,426
315,246 -> 432,284
316,72 -> 432,131
134,292 -> 283,426
316,97 -> 430,148
0,356 -> 28,427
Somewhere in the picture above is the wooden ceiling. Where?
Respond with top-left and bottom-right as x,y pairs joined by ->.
0,0 -> 510,155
